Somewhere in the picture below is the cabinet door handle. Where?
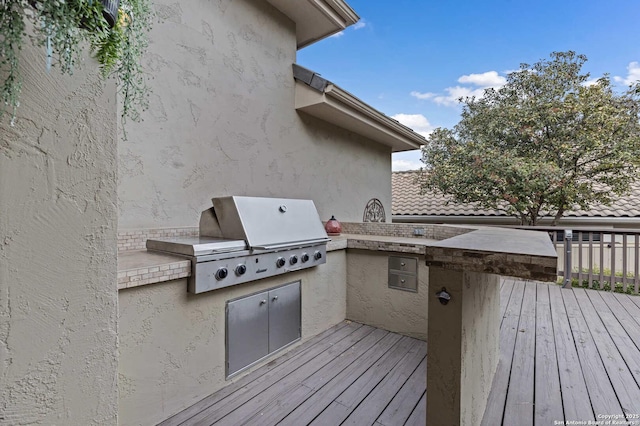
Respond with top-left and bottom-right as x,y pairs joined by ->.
401,262 -> 406,266
260,300 -> 267,305
401,279 -> 406,283
272,296 -> 278,301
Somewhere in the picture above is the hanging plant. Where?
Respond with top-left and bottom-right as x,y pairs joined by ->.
0,0 -> 153,137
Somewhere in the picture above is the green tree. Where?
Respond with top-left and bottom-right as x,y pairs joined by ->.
419,51 -> 640,226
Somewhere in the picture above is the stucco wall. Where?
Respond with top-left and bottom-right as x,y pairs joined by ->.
426,268 -> 500,426
0,40 -> 118,424
460,271 -> 500,426
118,0 -> 392,230
118,250 -> 346,425
346,250 -> 429,339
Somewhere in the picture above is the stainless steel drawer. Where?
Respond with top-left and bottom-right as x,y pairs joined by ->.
388,256 -> 417,273
388,272 -> 418,292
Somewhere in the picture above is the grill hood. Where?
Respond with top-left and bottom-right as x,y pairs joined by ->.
200,196 -> 330,250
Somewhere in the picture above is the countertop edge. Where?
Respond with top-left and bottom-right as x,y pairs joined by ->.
118,230 -> 558,290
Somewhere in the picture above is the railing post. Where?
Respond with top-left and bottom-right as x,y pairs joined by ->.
563,230 -> 573,289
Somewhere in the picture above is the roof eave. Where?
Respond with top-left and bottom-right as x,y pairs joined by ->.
293,68 -> 426,152
266,0 -> 359,49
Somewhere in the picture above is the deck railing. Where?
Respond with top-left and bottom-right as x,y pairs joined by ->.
510,226 -> 640,294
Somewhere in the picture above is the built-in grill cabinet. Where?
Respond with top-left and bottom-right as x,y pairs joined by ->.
146,196 -> 329,294
226,281 -> 301,377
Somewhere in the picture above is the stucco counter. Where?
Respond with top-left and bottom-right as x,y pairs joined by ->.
117,228 -> 556,426
330,228 -> 557,426
422,227 -> 556,426
117,248 -> 348,425
117,237 -> 350,290
117,230 -> 555,290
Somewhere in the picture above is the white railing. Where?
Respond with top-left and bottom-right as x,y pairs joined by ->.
512,226 -> 640,294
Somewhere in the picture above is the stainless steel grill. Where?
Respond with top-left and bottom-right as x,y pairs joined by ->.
146,196 -> 329,293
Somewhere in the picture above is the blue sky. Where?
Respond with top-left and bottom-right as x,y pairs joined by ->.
296,0 -> 640,171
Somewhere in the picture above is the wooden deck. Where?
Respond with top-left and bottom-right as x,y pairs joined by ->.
483,278 -> 640,425
160,280 -> 640,426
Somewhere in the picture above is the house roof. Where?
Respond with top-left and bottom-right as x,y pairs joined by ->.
266,0 -> 359,49
293,65 -> 427,152
392,170 -> 640,219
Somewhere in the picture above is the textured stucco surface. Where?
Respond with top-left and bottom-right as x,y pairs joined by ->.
461,271 -> 500,426
0,38 -> 118,424
118,0 -> 392,230
346,250 -> 429,339
118,250 -> 346,425
426,268 -> 500,426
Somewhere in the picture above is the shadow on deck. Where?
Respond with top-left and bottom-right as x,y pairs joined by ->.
160,279 -> 640,425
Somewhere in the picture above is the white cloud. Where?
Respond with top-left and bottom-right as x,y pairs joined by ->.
391,113 -> 434,138
412,70 -> 506,108
582,78 -> 600,87
392,159 -> 423,171
410,91 -> 435,100
353,20 -> 366,30
330,20 -> 366,39
457,71 -> 506,87
614,61 -> 640,86
429,86 -> 487,107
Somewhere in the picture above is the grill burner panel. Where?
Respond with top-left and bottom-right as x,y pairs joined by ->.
146,196 -> 329,294
190,245 -> 326,293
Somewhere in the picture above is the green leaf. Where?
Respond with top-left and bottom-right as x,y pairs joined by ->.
419,51 -> 640,226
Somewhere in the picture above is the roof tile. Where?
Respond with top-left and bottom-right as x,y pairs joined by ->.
392,171 -> 640,218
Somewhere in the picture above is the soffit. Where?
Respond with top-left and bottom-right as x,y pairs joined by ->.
266,0 -> 359,48
294,81 -> 425,153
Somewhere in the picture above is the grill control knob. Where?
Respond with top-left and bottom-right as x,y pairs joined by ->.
235,264 -> 247,276
215,267 -> 228,280
301,253 -> 310,263
290,255 -> 298,265
276,257 -> 286,268
314,251 -> 322,261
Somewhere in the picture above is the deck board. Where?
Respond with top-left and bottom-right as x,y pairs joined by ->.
375,356 -> 427,426
403,392 -> 426,426
158,321 -> 356,426
548,284 -> 594,422
309,337 -> 421,426
279,334 -> 405,425
253,333 -> 405,426
533,282 -> 563,425
161,280 -> 640,426
599,291 -> 640,354
612,292 -> 640,329
499,278 -> 516,325
341,342 -> 426,425
184,324 -> 374,425
309,401 -> 351,426
210,326 -> 383,426
334,337 -> 417,409
576,289 -> 640,415
480,277 -> 526,426
562,288 -> 625,418
503,281 -> 536,425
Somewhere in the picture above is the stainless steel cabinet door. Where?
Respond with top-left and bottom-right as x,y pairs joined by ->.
226,291 -> 269,376
268,281 -> 301,352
